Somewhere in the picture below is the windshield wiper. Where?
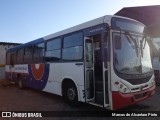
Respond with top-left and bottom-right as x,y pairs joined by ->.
140,36 -> 146,57
125,32 -> 139,57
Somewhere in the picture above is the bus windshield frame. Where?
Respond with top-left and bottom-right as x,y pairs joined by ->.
112,31 -> 153,75
111,17 -> 145,34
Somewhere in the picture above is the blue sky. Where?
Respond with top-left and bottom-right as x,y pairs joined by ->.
0,0 -> 160,43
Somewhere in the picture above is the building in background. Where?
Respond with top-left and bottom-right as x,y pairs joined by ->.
115,5 -> 160,84
0,42 -> 21,79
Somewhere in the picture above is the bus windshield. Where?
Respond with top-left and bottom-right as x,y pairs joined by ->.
113,32 -> 153,74
111,17 -> 145,34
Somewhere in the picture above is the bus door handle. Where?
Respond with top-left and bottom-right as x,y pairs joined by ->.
75,63 -> 83,66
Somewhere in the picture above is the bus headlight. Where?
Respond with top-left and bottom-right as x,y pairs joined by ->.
119,82 -> 130,93
120,84 -> 123,89
114,81 -> 131,93
151,80 -> 155,87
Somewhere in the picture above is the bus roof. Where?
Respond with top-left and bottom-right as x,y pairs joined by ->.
43,15 -> 111,40
43,15 -> 143,40
7,15 -> 143,52
7,38 -> 44,52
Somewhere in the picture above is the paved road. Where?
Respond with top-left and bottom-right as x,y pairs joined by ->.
0,81 -> 159,120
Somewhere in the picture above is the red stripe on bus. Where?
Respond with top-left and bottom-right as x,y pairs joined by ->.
31,64 -> 45,80
112,85 -> 155,110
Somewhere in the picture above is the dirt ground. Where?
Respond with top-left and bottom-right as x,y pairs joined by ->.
0,79 -> 159,120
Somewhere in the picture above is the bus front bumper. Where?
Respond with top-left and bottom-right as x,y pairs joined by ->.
112,85 -> 155,110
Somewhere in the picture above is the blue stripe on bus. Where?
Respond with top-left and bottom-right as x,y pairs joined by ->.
27,64 -> 50,90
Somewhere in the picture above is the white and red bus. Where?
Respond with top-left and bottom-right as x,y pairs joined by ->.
5,15 -> 155,110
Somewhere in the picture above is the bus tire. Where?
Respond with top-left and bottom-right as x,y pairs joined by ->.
65,82 -> 79,106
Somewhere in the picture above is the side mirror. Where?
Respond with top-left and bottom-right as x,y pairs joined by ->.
114,35 -> 121,49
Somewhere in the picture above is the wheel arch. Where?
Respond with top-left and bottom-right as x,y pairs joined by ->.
16,73 -> 23,84
61,78 -> 80,101
16,73 -> 25,89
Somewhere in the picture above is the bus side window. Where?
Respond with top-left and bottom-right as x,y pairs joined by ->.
11,54 -> 14,65
17,49 -> 24,64
33,43 -> 45,63
24,46 -> 33,64
62,32 -> 83,60
9,53 -> 16,66
45,38 -> 61,62
6,53 -> 10,65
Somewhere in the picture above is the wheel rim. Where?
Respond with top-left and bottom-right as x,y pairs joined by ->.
67,88 -> 75,101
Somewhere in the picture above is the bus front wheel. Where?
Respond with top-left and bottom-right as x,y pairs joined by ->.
65,83 -> 78,106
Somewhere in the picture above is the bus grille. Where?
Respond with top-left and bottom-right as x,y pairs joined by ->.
134,92 -> 147,100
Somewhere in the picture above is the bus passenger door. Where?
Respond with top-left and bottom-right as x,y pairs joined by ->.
103,33 -> 109,106
84,37 -> 94,102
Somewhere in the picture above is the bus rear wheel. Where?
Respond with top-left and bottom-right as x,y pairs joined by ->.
18,79 -> 24,89
65,83 -> 78,106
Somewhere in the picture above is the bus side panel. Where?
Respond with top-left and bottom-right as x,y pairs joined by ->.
5,65 -> 17,82
26,63 -> 50,90
43,63 -> 85,102
14,64 -> 25,83
6,64 -> 50,90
